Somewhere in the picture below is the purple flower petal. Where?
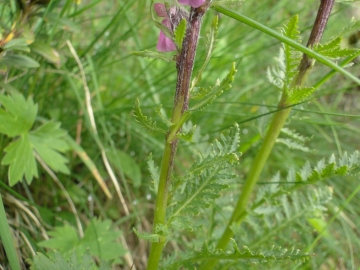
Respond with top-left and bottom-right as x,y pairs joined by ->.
156,19 -> 177,52
178,0 -> 206,8
154,3 -> 167,17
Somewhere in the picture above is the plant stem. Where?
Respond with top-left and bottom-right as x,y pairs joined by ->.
200,1 -> 334,269
147,2 -> 211,269
0,193 -> 21,270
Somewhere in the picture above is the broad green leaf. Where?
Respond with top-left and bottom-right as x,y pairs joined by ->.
30,41 -> 61,67
0,92 -> 37,137
1,134 -> 38,186
38,219 -> 125,264
29,122 -> 70,175
78,219 -> 125,263
29,249 -> 111,270
38,224 -> 79,252
132,50 -> 173,62
174,18 -> 187,50
107,149 -> 142,187
1,54 -> 40,68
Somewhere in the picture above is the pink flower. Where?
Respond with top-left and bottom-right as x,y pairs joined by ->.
154,3 -> 177,52
178,0 -> 206,8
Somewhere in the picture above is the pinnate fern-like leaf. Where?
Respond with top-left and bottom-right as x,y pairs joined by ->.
190,63 -> 237,112
253,151 -> 359,209
314,37 -> 359,59
280,15 -> 302,89
168,124 -> 240,230
133,98 -> 166,133
162,240 -> 310,269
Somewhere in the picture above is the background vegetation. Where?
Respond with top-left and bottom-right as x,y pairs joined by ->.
0,0 -> 359,269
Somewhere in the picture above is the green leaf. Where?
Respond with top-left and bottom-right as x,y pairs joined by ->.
38,219 -> 126,264
174,18 -> 187,50
38,224 -> 79,252
132,50 -> 173,62
133,228 -> 160,243
147,153 -> 160,193
29,249 -> 111,270
133,98 -> 166,133
191,15 -> 219,90
29,122 -> 70,175
1,54 -> 40,68
155,104 -> 172,127
286,86 -> 315,105
168,125 -> 240,229
154,20 -> 173,41
314,37 -> 360,59
1,134 -> 38,186
176,125 -> 196,142
0,62 -> 7,74
163,241 -> 310,269
337,17 -> 360,38
281,15 -> 302,89
190,62 -> 237,112
2,38 -> 30,51
3,38 -> 29,49
276,138 -> 311,152
0,92 -> 37,137
107,149 -> 142,187
78,219 -> 125,263
30,41 -> 61,67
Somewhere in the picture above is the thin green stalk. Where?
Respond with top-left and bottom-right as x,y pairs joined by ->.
0,193 -> 21,270
200,107 -> 291,269
201,1 -> 334,269
211,5 -> 360,86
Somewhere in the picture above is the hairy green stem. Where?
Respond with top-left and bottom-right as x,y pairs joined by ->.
201,1 -> 334,269
0,193 -> 21,270
147,2 -> 211,269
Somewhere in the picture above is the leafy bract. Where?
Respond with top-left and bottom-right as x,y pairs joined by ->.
133,98 -> 166,133
0,92 -> 37,137
174,18 -> 187,50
